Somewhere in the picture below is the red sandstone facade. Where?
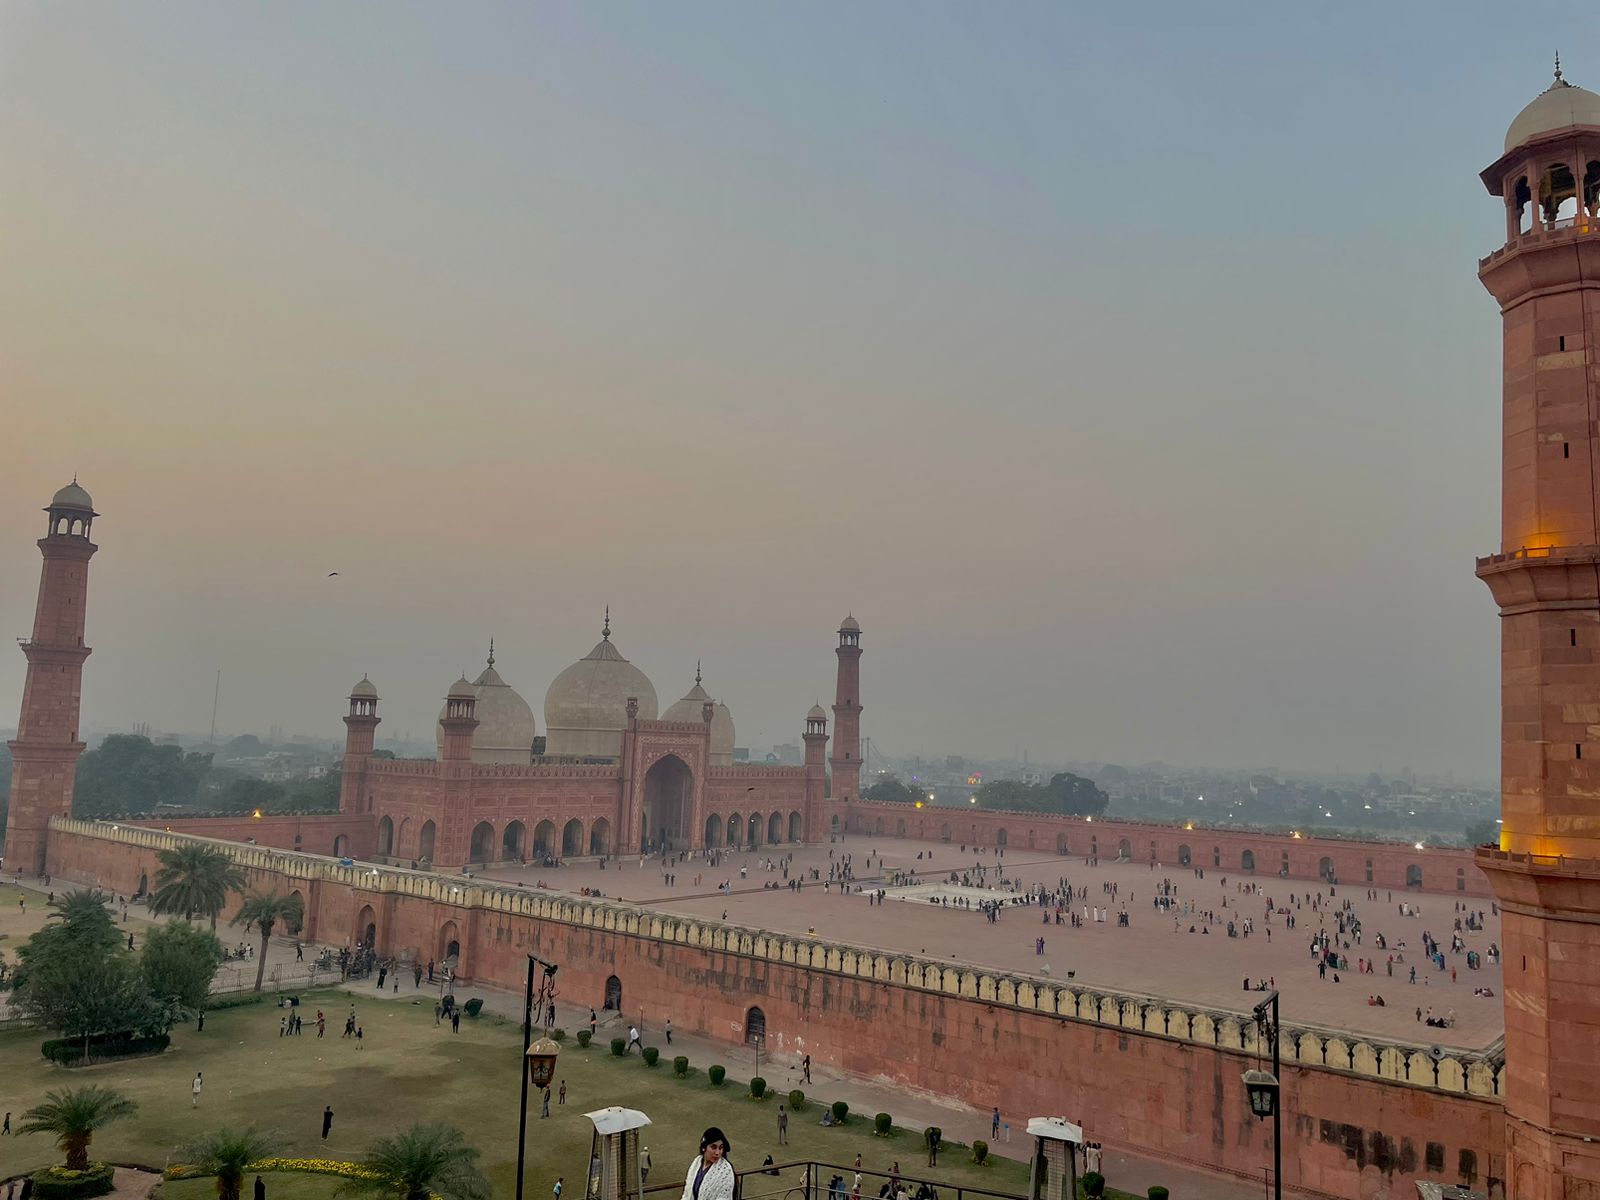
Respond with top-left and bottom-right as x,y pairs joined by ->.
5,483 -> 98,876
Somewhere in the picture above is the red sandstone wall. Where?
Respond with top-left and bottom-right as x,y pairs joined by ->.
46,825 -> 1504,1200
128,813 -> 374,860
838,802 -> 1492,898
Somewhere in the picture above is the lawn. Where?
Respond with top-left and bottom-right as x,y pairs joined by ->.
0,988 -> 1032,1199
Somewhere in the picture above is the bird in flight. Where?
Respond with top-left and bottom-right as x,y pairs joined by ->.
327,572 -> 340,577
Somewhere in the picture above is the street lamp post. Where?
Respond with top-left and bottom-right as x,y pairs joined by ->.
516,955 -> 561,1200
1242,990 -> 1282,1200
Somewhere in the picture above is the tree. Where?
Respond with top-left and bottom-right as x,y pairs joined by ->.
73,734 -> 212,817
1465,818 -> 1499,847
231,890 -> 304,993
1044,772 -> 1109,817
212,777 -> 285,814
20,1086 -> 137,1170
222,734 -> 265,759
12,891 -> 171,1055
184,1126 -> 283,1200
335,1123 -> 491,1200
151,844 -> 247,930
973,773 -> 1108,817
864,778 -> 923,804
141,921 -> 226,1012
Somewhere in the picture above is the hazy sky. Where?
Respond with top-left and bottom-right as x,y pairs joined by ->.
2,3 -> 1587,779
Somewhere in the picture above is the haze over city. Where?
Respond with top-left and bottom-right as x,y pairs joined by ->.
4,2 -> 1585,777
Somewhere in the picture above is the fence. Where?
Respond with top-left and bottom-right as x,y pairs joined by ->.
643,1160 -> 1027,1200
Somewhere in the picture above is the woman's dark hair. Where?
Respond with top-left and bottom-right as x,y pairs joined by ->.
701,1127 -> 731,1156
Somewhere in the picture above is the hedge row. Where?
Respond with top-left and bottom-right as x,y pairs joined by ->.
205,992 -> 267,1011
40,1033 -> 170,1066
30,1163 -> 115,1200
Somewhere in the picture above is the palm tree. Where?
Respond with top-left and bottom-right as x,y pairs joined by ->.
19,1085 -> 137,1170
335,1123 -> 490,1200
184,1126 -> 282,1200
152,844 -> 247,930
229,890 -> 304,992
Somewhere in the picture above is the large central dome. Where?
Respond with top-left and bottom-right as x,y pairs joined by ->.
436,646 -> 539,764
543,616 -> 658,759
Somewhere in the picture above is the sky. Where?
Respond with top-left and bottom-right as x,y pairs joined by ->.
1,2 -> 1589,780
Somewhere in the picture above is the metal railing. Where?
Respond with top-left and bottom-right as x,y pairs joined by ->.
641,1159 -> 1026,1200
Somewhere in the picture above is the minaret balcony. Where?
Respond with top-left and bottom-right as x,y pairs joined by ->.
1480,216 -> 1600,269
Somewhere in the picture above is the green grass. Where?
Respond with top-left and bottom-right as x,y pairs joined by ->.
157,1173 -> 346,1199
0,989 -> 1030,1198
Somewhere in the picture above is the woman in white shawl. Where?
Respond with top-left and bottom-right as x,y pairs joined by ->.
682,1127 -> 736,1200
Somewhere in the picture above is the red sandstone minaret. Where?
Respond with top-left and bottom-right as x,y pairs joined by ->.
802,704 -> 828,841
5,481 -> 99,876
1475,60 -> 1600,1200
339,677 -> 380,815
829,616 -> 862,808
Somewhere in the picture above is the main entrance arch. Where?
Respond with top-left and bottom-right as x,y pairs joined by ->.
643,755 -> 693,851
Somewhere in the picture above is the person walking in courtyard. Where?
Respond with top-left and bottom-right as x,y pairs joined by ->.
642,1147 -> 652,1186
451,1009 -> 461,1033
192,1072 -> 203,1107
542,1087 -> 551,1118
682,1127 -> 735,1200
253,1176 -> 265,1200
590,1008 -> 598,1036
665,1016 -> 673,1045
553,1179 -> 563,1200
559,1080 -> 567,1106
778,1105 -> 788,1144
627,1024 -> 642,1052
2,1111 -> 9,1134
322,1106 -> 333,1140
803,1054 -> 812,1085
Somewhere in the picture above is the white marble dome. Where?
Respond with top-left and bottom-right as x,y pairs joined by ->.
662,668 -> 736,765
436,650 -> 537,765
350,676 -> 378,700
50,481 -> 94,512
543,621 -> 657,760
1507,73 -> 1600,152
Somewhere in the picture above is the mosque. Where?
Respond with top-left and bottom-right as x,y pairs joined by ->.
338,609 -> 862,869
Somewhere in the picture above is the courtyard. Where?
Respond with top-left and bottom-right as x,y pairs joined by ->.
473,832 -> 1503,1050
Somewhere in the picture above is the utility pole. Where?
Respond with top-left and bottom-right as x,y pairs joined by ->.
208,669 -> 221,745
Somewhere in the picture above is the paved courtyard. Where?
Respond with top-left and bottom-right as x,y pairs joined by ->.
475,832 -> 1504,1050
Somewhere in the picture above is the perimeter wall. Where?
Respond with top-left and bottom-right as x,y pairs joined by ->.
837,801 -> 1492,898
45,817 -> 1504,1200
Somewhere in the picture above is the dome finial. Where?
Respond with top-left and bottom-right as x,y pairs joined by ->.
1556,50 -> 1567,86
695,659 -> 702,685
602,605 -> 611,641
487,637 -> 495,667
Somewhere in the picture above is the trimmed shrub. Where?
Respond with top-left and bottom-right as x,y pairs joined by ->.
204,992 -> 266,1011
30,1163 -> 115,1200
972,1139 -> 989,1165
577,1030 -> 592,1048
874,1113 -> 892,1136
708,1064 -> 727,1086
643,1046 -> 660,1067
674,1056 -> 689,1077
551,1028 -> 568,1042
1147,1189 -> 1168,1200
40,1033 -> 170,1067
788,1090 -> 805,1110
750,1076 -> 767,1099
831,1100 -> 849,1124
463,998 -> 485,1017
610,1037 -> 627,1057
1081,1172 -> 1105,1199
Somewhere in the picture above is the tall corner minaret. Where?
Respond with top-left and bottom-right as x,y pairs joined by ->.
5,480 -> 99,875
829,615 -> 862,807
339,676 -> 380,815
1474,60 -> 1600,1200
802,703 -> 829,841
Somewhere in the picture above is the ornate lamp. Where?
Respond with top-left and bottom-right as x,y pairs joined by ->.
1242,1069 -> 1279,1119
527,1037 -> 561,1089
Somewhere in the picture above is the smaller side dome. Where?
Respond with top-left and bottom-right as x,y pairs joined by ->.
807,703 -> 828,722
49,480 -> 95,512
1506,63 -> 1600,151
350,676 -> 378,700
447,675 -> 475,700
839,615 -> 861,633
